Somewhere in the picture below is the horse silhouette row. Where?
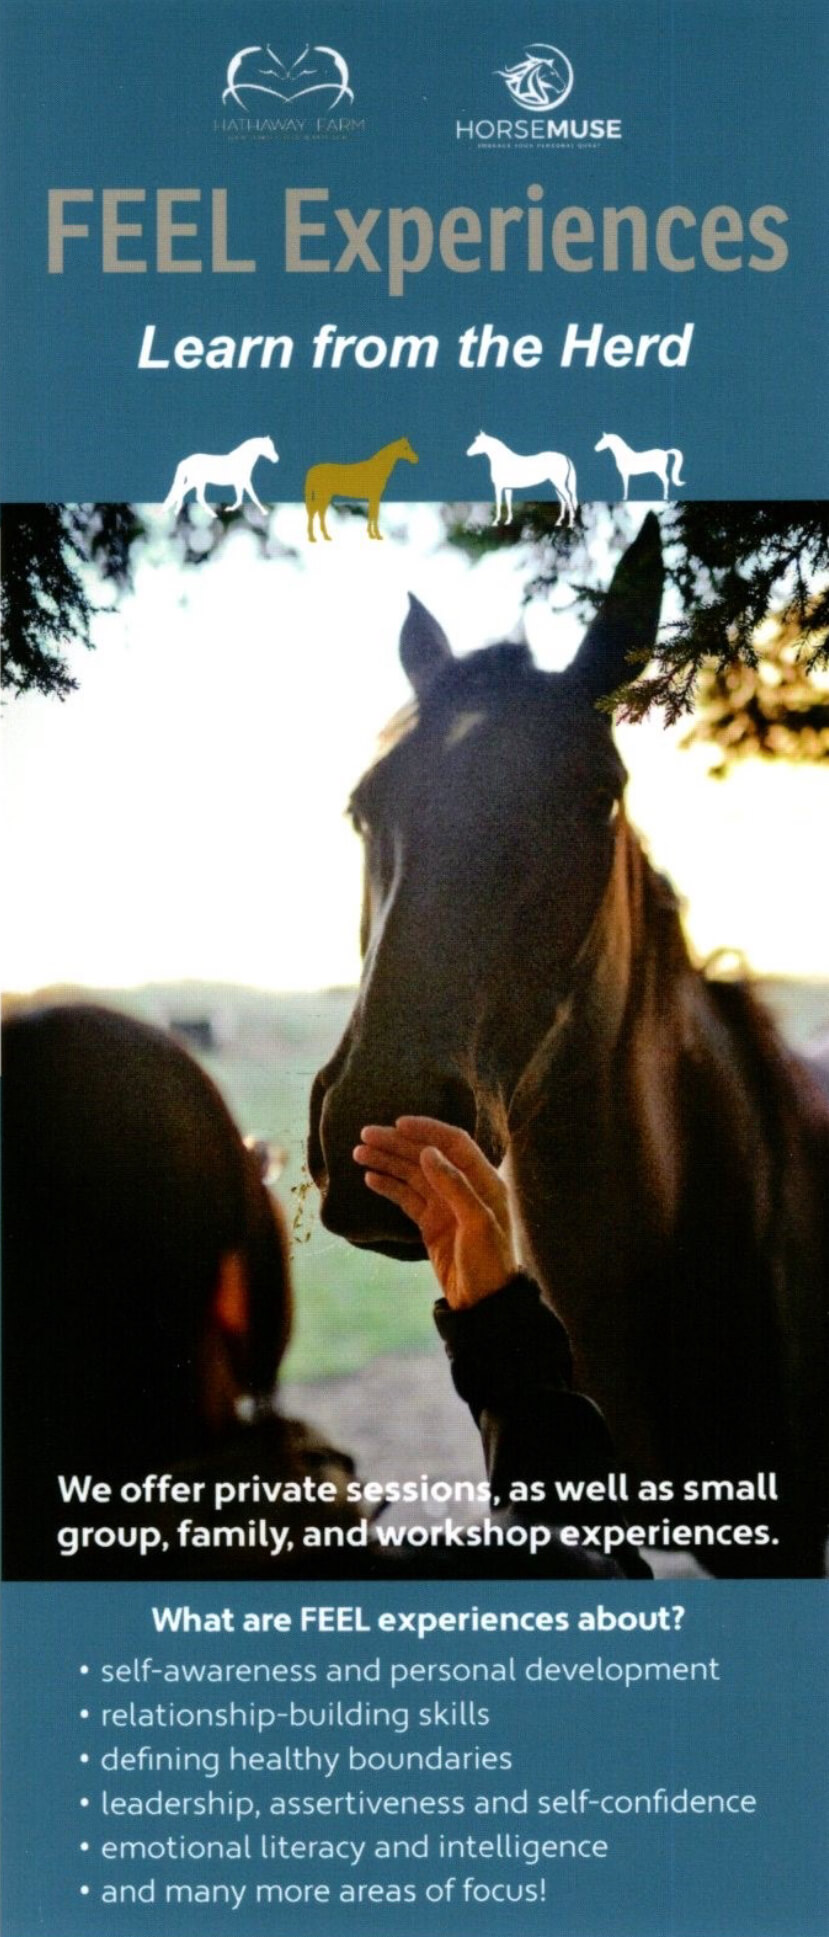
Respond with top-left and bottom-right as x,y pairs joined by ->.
309,518 -> 828,1577
162,430 -> 683,526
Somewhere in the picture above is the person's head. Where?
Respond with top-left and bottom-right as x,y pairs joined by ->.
2,1003 -> 293,1482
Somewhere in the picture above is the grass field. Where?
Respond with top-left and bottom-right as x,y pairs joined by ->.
11,975 -> 829,1383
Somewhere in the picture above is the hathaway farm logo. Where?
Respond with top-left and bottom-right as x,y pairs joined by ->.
216,43 -> 364,140
457,40 -> 622,148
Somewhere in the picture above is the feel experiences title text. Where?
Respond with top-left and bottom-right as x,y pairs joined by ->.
48,186 -> 789,297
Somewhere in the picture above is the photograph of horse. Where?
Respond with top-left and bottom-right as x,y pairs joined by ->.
309,516 -> 829,1576
595,432 -> 685,502
467,430 -> 578,527
163,435 -> 279,515
305,437 -> 418,542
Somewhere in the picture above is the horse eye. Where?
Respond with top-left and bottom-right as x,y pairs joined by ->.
593,786 -> 620,823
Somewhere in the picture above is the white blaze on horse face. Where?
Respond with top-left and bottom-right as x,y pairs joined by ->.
443,709 -> 488,752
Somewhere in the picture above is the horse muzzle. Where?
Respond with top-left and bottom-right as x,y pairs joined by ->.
307,1060 -> 480,1257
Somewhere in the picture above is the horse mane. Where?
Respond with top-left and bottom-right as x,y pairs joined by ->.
605,824 -> 825,1177
704,976 -> 829,1136
627,834 -> 816,1098
373,698 -> 419,760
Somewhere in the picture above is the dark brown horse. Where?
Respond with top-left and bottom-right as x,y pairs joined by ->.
308,517 -> 829,1574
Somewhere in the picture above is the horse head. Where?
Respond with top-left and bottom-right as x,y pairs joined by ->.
466,431 -> 489,458
393,439 -> 419,465
308,515 -> 664,1253
260,436 -> 279,463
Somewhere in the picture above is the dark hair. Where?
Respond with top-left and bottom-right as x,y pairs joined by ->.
2,1004 -> 292,1492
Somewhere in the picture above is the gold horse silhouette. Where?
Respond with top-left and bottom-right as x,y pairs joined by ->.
304,437 -> 418,542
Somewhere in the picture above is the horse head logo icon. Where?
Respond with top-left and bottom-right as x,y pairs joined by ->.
223,44 -> 354,112
495,44 -> 574,111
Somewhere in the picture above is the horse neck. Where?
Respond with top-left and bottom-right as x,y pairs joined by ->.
506,815 -> 828,1494
508,819 -> 698,1293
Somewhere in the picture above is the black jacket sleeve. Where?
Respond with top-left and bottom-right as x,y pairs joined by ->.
434,1273 -> 651,1579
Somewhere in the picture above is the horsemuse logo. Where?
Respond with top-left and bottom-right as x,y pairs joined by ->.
457,39 -> 622,148
497,44 -> 574,111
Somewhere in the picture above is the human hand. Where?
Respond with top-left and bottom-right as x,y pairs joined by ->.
353,1117 -> 517,1311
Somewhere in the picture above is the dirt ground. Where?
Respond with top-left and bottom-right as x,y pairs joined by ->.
282,1345 -> 705,1579
282,1339 -> 482,1512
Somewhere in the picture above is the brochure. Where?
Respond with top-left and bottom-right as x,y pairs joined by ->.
1,5 -> 826,1934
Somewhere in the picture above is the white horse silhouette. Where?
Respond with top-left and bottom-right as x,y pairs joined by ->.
467,430 -> 578,527
595,432 -> 685,502
163,435 -> 279,516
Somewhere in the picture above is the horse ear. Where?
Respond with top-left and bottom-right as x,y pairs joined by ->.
400,594 -> 453,699
569,512 -> 664,705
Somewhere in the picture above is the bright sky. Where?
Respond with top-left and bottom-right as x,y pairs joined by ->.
3,504 -> 827,993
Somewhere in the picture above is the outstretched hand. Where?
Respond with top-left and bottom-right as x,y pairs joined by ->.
353,1118 -> 517,1311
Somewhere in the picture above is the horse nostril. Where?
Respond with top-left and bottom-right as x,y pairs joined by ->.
307,1069 -> 332,1187
434,1077 -> 477,1139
